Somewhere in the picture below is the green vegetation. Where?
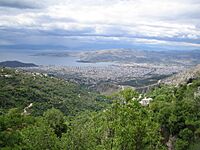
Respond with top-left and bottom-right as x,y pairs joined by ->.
0,68 -> 200,149
0,68 -> 109,116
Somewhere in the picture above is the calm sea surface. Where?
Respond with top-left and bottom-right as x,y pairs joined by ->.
0,51 -> 113,67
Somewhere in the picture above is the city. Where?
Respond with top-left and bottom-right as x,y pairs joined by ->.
24,63 -> 186,93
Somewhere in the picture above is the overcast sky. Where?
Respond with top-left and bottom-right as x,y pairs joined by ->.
0,0 -> 200,51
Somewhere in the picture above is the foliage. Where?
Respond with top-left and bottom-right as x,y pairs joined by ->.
21,122 -> 61,150
0,68 -> 108,116
1,68 -> 200,149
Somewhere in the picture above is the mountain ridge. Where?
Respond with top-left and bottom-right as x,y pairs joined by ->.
0,61 -> 38,68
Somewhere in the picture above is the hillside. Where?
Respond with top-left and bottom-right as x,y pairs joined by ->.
0,61 -> 38,68
0,67 -> 200,149
0,68 -> 109,116
163,64 -> 200,85
77,49 -> 200,66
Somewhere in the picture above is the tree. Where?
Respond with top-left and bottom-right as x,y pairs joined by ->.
43,108 -> 67,137
0,108 -> 34,149
21,121 -> 60,150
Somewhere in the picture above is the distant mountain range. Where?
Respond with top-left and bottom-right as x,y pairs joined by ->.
0,61 -> 38,68
76,49 -> 200,66
32,49 -> 200,67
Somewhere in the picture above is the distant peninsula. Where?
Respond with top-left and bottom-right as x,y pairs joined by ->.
0,61 -> 38,68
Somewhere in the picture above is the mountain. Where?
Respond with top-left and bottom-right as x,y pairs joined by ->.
0,61 -> 38,68
77,49 -> 200,66
0,67 -> 109,116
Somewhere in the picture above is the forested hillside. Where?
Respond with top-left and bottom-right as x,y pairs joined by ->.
0,68 -> 109,116
0,68 -> 200,149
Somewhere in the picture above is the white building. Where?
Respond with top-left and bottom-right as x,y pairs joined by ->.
139,97 -> 153,106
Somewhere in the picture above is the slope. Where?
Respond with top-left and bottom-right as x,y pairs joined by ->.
0,67 -> 109,116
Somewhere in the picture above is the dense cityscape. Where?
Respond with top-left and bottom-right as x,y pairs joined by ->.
24,63 -> 186,90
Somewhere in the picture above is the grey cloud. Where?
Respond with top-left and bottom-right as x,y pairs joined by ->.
0,0 -> 42,9
0,0 -> 70,9
0,25 -> 199,46
0,0 -> 200,51
0,29 -> 199,51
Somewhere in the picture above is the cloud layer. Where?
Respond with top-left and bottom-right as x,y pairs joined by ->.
0,0 -> 200,51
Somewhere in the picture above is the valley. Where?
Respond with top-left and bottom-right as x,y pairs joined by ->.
24,63 -> 184,94
1,0 -> 200,149
19,49 -> 200,94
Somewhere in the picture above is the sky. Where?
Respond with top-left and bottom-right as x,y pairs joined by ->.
0,0 -> 200,51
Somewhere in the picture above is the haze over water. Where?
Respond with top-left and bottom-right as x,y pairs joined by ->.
0,51 -> 114,67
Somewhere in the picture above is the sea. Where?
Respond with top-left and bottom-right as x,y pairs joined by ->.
0,50 -> 113,67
